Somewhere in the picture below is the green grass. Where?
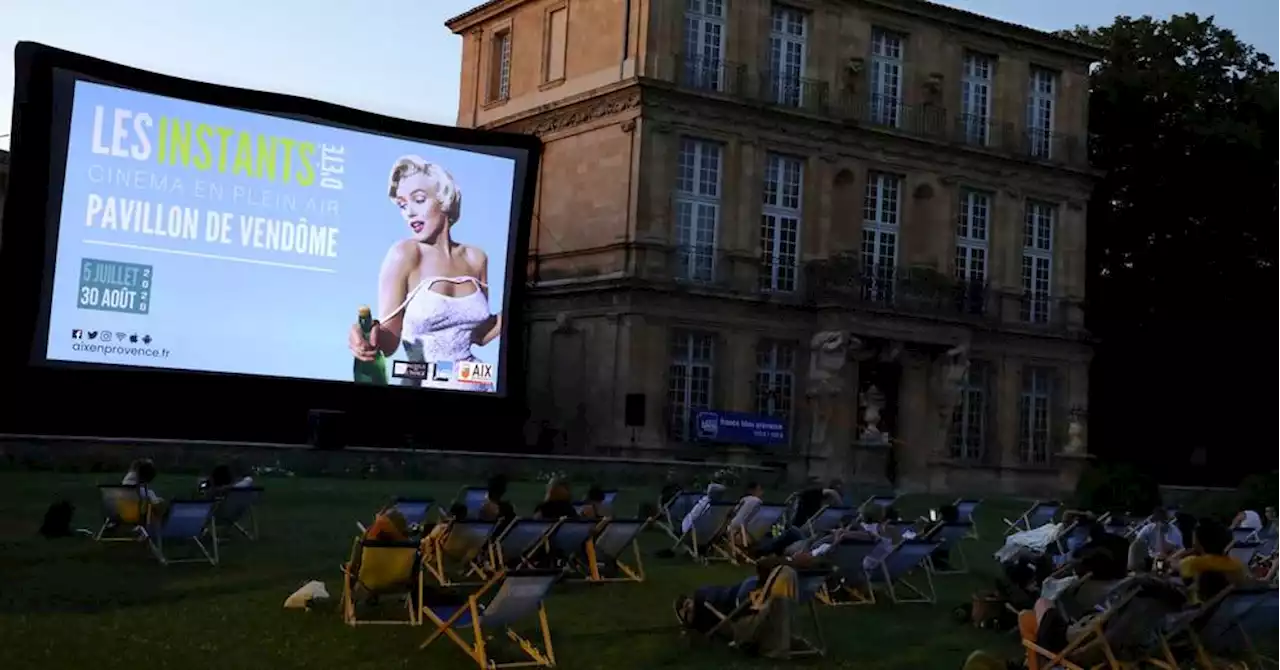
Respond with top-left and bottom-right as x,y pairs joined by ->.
0,472 -> 1026,669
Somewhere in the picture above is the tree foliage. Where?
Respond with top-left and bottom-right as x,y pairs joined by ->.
1065,15 -> 1277,483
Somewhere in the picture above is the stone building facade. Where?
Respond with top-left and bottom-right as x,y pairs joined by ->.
447,0 -> 1100,494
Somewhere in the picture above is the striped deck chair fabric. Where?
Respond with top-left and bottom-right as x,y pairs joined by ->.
420,569 -> 560,669
586,518 -> 648,582
929,521 -> 974,574
390,497 -> 435,535
426,520 -> 500,586
149,499 -> 219,566
1004,501 -> 1062,535
817,536 -> 880,606
675,501 -> 737,562
213,486 -> 263,541
806,506 -> 852,537
867,538 -> 941,604
94,484 -> 152,541
495,519 -> 561,571
341,538 -> 423,626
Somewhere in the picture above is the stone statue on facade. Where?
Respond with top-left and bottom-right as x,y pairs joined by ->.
932,343 -> 970,424
806,331 -> 857,446
1065,408 -> 1087,456
859,384 -> 887,444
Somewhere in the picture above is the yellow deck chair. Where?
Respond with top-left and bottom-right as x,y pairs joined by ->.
420,569 -> 560,669
340,537 -> 424,626
94,484 -> 153,541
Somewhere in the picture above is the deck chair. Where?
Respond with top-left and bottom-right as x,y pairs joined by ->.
1004,501 -> 1062,535
341,537 -> 423,626
425,520 -> 500,586
954,498 -> 982,524
546,519 -> 602,576
928,521 -> 974,574
390,497 -> 435,535
94,484 -> 154,541
455,486 -> 490,518
212,486 -> 263,541
860,493 -> 898,513
730,503 -> 788,563
817,536 -> 880,606
703,565 -> 827,659
1022,587 -> 1143,670
866,538 -> 941,604
1231,526 -> 1261,545
658,490 -> 703,541
674,501 -> 738,562
149,499 -> 219,566
1227,540 -> 1262,566
1149,586 -> 1279,670
585,518 -> 648,582
494,519 -> 562,571
806,505 -> 853,537
420,569 -> 560,669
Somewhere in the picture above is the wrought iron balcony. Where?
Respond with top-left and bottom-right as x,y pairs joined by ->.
833,93 -> 948,139
805,255 -> 989,319
673,54 -> 749,96
756,71 -> 829,114
949,115 -> 1087,167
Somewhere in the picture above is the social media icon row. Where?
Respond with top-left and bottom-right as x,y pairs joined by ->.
71,329 -> 153,345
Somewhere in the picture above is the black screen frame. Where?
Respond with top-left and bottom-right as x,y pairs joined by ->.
0,42 -> 541,444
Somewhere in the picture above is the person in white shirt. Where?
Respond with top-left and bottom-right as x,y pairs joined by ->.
727,482 -> 764,536
1131,507 -> 1183,569
1232,509 -> 1263,531
681,483 -> 726,535
122,458 -> 163,505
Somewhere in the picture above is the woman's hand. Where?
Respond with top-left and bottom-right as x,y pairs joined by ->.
349,322 -> 381,361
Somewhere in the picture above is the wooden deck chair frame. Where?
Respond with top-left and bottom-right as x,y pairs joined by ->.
673,501 -> 738,563
806,505 -> 854,538
94,484 -> 154,542
657,490 -> 702,543
868,539 -> 939,605
583,518 -> 648,583
728,503 -> 788,565
149,499 -> 220,566
419,569 -> 559,670
703,563 -> 787,637
213,486 -> 263,541
1148,586 -> 1279,670
702,565 -> 827,659
815,538 -> 879,607
494,518 -> 563,572
341,537 -> 423,626
425,520 -> 501,587
1004,500 -> 1060,535
1021,588 -> 1141,670
389,497 -> 436,535
548,518 -> 606,580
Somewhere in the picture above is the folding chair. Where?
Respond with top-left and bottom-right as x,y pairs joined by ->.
703,565 -> 828,658
340,537 -> 423,626
927,521 -> 974,575
390,497 -> 435,535
673,501 -> 738,562
730,503 -> 788,563
1022,587 -> 1142,670
546,519 -> 602,576
93,484 -> 153,541
1004,501 -> 1062,535
866,538 -> 941,604
954,498 -> 982,526
494,519 -> 562,571
1231,526 -> 1261,545
149,499 -> 219,566
860,494 -> 898,512
658,490 -> 703,542
1149,586 -> 1279,670
455,486 -> 490,518
420,569 -> 560,669
585,518 -> 648,582
425,520 -> 500,586
1227,541 -> 1262,566
816,536 -> 879,606
805,506 -> 853,537
212,486 -> 263,541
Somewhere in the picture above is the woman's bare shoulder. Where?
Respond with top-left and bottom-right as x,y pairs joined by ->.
384,239 -> 421,267
456,244 -> 488,271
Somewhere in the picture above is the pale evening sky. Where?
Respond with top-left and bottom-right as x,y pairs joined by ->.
1,0 -> 1276,150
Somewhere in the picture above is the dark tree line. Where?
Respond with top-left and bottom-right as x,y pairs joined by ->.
1063,15 -> 1277,484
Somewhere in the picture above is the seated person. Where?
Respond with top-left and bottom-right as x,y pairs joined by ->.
727,481 -> 765,538
1232,508 -> 1264,532
422,504 -> 469,562
534,480 -> 579,520
673,556 -> 789,634
478,474 -> 517,532
756,483 -> 841,557
364,505 -> 411,542
680,482 -> 726,535
579,484 -> 613,520
1177,518 -> 1252,603
203,464 -> 254,497
123,458 -> 163,505
1130,507 -> 1184,571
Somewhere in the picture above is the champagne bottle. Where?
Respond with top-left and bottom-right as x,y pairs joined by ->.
353,306 -> 388,385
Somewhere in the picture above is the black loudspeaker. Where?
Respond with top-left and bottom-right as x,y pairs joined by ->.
307,409 -> 347,451
624,393 -> 646,428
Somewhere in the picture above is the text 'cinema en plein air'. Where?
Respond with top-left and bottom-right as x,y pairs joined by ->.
83,105 -> 344,260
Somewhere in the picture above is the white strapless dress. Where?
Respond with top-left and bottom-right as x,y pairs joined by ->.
392,275 -> 493,390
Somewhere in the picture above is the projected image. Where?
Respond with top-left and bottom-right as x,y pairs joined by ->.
43,80 -> 520,393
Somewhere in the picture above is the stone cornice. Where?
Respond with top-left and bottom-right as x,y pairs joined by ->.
500,89 -> 642,138
444,0 -> 522,34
